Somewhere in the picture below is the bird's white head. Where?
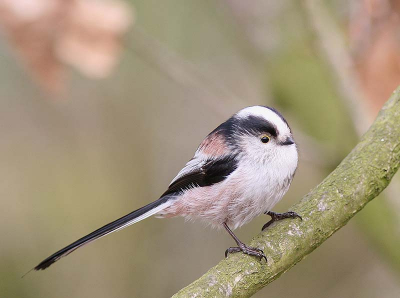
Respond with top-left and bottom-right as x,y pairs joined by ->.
213,106 -> 297,167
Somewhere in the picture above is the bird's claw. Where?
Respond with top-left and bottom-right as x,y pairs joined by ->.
225,245 -> 267,262
262,211 -> 302,231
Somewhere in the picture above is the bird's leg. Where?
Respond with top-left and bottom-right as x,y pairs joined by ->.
262,211 -> 302,231
223,222 -> 267,262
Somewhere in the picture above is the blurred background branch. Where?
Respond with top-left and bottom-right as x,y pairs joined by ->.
303,0 -> 370,136
126,27 -> 248,117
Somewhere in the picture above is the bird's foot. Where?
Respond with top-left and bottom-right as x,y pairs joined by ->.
225,243 -> 267,262
262,211 -> 302,231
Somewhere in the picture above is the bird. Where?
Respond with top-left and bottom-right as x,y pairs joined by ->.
35,106 -> 301,270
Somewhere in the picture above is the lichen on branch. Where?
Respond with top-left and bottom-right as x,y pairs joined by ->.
173,87 -> 400,298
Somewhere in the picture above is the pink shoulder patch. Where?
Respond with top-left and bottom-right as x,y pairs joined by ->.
198,132 -> 228,157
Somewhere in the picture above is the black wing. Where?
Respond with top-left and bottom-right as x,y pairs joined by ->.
161,155 -> 238,197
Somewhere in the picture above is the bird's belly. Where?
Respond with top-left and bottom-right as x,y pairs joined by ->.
227,184 -> 288,229
221,174 -> 288,228
159,176 -> 290,230
159,160 -> 294,229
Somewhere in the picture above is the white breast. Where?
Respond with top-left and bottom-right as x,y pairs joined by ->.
161,144 -> 298,230
224,148 -> 297,229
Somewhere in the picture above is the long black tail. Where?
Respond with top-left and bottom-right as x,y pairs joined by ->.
35,196 -> 171,270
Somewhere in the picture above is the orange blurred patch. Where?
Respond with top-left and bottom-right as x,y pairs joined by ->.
350,0 -> 400,114
0,0 -> 134,94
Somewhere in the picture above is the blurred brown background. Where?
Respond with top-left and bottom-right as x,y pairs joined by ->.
1,0 -> 400,297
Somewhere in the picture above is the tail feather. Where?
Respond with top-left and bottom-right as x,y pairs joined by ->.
35,196 -> 172,270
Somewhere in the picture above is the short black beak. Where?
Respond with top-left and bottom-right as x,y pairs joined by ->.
281,136 -> 295,146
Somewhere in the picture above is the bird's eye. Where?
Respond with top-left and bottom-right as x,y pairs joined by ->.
260,135 -> 270,143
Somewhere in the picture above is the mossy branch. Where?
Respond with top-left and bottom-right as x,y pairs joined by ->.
172,87 -> 400,298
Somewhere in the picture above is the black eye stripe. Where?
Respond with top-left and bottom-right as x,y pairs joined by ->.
242,116 -> 278,137
207,112 -> 280,149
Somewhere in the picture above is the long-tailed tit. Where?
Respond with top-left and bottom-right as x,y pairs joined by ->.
35,106 -> 301,270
